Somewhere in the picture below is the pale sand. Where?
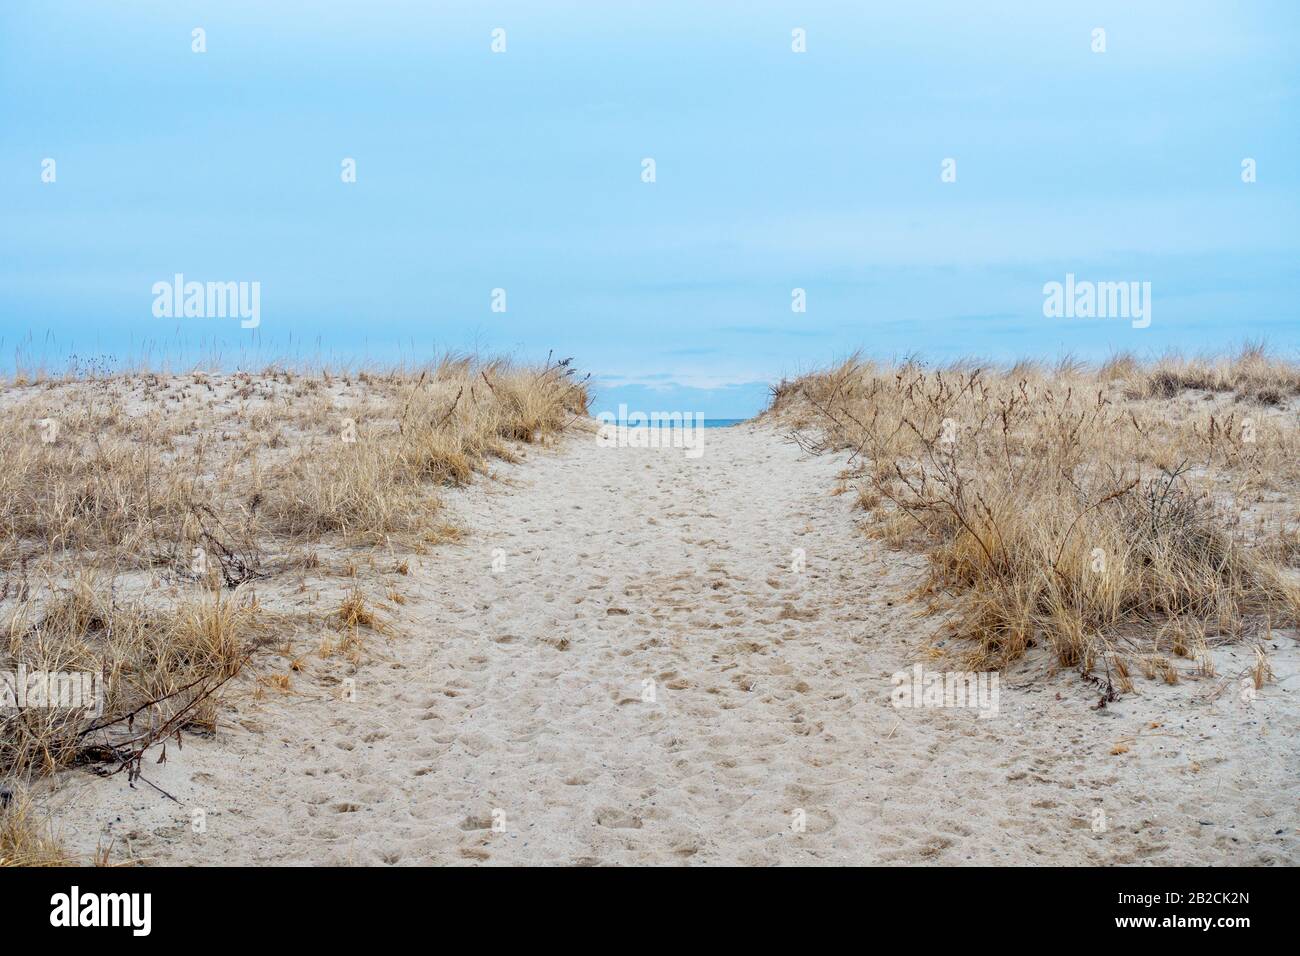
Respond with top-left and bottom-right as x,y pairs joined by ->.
49,422 -> 1300,865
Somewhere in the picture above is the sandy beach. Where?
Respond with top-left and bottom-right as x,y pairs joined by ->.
39,419 -> 1299,866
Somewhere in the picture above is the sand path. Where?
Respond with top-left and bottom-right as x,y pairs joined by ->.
53,423 -> 1299,864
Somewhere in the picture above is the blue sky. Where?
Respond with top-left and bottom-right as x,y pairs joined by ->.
2,1 -> 1297,417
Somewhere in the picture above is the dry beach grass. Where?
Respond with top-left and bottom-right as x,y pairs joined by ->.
0,355 -> 588,861
767,345 -> 1300,690
2,347 -> 1297,866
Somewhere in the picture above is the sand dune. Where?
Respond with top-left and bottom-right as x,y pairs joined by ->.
44,422 -> 1299,865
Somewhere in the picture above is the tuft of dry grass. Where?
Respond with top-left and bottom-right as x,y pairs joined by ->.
394,355 -> 588,486
2,577 -> 264,779
769,348 -> 1300,690
1134,341 -> 1300,405
0,789 -> 71,866
330,587 -> 386,635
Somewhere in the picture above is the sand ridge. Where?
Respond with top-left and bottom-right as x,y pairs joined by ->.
49,422 -> 1300,865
